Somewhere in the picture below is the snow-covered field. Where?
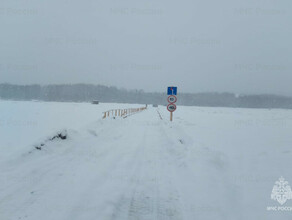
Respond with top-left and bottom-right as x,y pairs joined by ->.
1,100 -> 292,219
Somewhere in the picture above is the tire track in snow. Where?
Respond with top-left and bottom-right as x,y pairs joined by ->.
126,129 -> 184,220
110,124 -> 151,220
65,122 -> 145,220
111,109 -> 184,220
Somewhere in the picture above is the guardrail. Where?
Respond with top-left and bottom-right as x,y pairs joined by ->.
102,106 -> 147,119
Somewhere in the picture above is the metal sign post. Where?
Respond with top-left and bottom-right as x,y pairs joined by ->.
167,87 -> 177,121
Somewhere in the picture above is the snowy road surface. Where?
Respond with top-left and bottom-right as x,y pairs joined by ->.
1,101 -> 292,219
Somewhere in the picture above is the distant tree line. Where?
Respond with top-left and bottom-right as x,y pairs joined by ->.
0,83 -> 292,109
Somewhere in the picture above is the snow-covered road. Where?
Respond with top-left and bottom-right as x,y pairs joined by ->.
1,101 -> 292,219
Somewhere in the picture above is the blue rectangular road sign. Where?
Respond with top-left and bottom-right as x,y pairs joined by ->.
167,87 -> 177,95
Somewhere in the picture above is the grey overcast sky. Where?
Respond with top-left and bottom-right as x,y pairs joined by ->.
0,0 -> 291,95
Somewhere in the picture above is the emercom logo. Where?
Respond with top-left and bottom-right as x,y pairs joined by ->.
267,177 -> 292,212
271,177 -> 292,205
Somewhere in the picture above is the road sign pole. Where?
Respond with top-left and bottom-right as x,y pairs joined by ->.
167,86 -> 177,122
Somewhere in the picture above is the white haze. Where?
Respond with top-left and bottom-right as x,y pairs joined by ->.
0,0 -> 291,95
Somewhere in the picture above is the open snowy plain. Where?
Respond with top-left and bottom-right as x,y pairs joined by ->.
1,100 -> 292,219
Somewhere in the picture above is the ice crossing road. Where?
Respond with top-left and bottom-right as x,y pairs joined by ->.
0,108 -> 226,220
1,103 -> 292,220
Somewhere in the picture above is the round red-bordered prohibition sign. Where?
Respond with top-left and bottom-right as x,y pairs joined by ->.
167,103 -> 177,112
167,95 -> 177,104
